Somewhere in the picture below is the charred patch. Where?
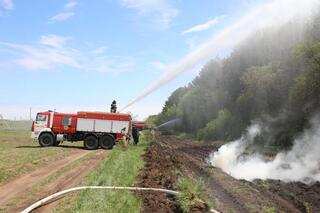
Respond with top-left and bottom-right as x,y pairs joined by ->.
254,179 -> 320,212
135,141 -> 183,212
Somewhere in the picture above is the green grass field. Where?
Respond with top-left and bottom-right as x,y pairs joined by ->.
0,130 -> 73,184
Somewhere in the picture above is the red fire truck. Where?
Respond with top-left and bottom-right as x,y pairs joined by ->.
31,110 -> 133,150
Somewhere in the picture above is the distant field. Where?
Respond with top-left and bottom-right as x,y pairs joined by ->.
0,120 -> 32,131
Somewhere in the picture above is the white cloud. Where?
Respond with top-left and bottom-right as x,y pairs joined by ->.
0,34 -> 135,73
65,0 -> 77,9
182,15 -> 225,35
0,41 -> 80,70
83,55 -> 136,74
1,0 -> 13,10
39,35 -> 70,47
120,0 -> 179,29
49,12 -> 75,22
49,1 -> 78,22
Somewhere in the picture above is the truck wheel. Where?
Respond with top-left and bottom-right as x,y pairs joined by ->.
84,135 -> 99,150
39,133 -> 55,147
99,135 -> 115,150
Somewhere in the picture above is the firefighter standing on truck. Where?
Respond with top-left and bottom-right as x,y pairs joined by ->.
110,100 -> 117,113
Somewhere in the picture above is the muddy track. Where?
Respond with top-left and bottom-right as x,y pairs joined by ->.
0,148 -> 107,212
159,136 -> 248,212
135,141 -> 182,213
33,150 -> 106,213
139,134 -> 320,213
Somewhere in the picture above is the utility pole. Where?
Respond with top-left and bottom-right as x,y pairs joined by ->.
29,107 -> 32,121
0,114 -> 10,129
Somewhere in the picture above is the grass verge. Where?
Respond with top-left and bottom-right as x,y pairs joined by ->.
177,177 -> 213,212
56,132 -> 150,213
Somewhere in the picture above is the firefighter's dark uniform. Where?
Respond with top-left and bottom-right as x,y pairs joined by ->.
110,101 -> 117,113
132,126 -> 139,145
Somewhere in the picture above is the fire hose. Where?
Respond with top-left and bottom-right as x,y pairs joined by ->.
21,186 -> 220,213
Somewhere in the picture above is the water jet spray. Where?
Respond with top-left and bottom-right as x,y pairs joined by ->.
121,0 -> 318,112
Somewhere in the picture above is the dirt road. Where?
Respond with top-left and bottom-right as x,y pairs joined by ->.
0,147 -> 107,212
137,134 -> 320,213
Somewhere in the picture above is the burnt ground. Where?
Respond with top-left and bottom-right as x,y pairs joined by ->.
136,133 -> 320,213
253,180 -> 320,212
135,138 -> 182,213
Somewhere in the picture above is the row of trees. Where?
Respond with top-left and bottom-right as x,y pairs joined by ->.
149,10 -> 320,149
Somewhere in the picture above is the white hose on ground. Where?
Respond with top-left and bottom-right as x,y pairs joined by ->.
21,186 -> 219,213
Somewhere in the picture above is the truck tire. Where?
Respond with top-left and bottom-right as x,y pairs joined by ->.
84,135 -> 99,150
39,133 -> 55,147
99,134 -> 115,150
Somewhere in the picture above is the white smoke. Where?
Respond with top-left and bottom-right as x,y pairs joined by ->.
210,117 -> 320,184
122,0 -> 319,111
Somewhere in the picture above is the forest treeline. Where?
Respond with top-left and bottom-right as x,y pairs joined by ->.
149,10 -> 320,149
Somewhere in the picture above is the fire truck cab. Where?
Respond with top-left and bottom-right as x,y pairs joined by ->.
31,110 -> 132,150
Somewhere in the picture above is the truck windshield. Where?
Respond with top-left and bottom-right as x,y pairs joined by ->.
36,114 -> 47,122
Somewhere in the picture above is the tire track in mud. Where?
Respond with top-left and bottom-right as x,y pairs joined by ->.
135,141 -> 182,213
0,148 -> 106,212
159,136 -> 248,212
32,150 -> 106,213
136,134 -> 243,213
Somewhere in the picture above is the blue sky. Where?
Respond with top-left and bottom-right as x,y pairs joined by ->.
0,0 -> 305,120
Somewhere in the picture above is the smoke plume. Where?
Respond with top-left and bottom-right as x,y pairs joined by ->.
210,117 -> 320,184
122,0 -> 318,111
